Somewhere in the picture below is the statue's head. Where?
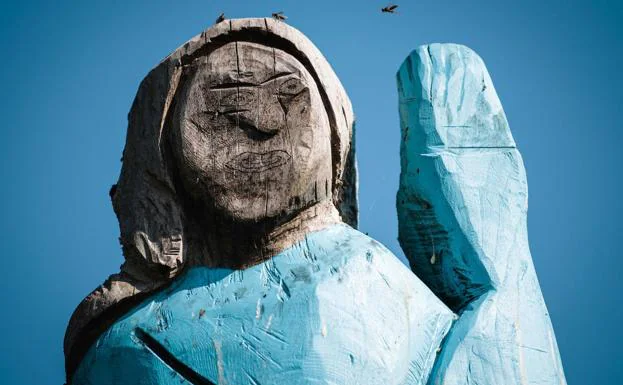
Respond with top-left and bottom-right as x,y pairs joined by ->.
113,19 -> 357,278
171,41 -> 332,223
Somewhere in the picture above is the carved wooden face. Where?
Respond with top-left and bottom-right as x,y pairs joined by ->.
171,42 -> 333,223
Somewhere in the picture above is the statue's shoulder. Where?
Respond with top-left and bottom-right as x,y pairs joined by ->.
72,224 -> 454,385
301,223 -> 423,290
302,223 -> 453,319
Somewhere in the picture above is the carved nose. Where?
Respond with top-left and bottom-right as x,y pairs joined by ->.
254,95 -> 287,135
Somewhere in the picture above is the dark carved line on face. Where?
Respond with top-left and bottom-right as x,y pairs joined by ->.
208,75 -> 298,93
210,81 -> 257,90
134,327 -> 217,385
225,150 -> 291,173
222,109 -> 252,115
208,72 -> 296,91
234,41 -> 241,132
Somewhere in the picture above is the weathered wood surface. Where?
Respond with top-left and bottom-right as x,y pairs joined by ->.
64,18 -> 357,380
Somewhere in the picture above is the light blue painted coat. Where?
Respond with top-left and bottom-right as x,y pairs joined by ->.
73,225 -> 454,385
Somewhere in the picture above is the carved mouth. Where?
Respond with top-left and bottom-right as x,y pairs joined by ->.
226,150 -> 291,173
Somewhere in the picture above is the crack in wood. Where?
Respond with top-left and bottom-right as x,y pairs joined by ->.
134,327 -> 217,385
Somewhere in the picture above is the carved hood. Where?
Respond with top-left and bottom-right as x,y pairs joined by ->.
65,19 -> 357,380
114,18 -> 357,279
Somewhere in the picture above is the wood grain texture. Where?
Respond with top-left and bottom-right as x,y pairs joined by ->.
64,19 -> 357,380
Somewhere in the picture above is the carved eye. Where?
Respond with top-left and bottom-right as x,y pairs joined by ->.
278,78 -> 306,96
220,89 -> 255,107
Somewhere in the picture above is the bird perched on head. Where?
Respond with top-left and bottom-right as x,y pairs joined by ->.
215,12 -> 225,24
272,11 -> 287,21
381,4 -> 399,13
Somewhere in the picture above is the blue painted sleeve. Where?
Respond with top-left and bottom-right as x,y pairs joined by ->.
396,44 -> 567,385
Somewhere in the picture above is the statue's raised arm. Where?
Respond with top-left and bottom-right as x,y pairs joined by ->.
396,44 -> 567,384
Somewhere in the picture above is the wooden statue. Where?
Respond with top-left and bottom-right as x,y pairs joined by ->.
65,19 -> 566,385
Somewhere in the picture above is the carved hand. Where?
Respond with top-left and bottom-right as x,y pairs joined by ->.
396,43 -> 567,384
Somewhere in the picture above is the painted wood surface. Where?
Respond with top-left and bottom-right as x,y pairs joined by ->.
72,224 -> 454,385
397,44 -> 567,385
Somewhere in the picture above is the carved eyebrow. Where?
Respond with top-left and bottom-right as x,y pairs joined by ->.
260,72 -> 295,85
134,327 -> 217,385
210,82 -> 257,90
208,72 -> 295,90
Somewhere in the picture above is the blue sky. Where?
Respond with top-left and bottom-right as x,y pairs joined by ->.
1,0 -> 622,383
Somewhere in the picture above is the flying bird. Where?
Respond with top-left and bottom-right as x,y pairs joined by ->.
381,4 -> 399,13
272,11 -> 287,21
215,12 -> 225,24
